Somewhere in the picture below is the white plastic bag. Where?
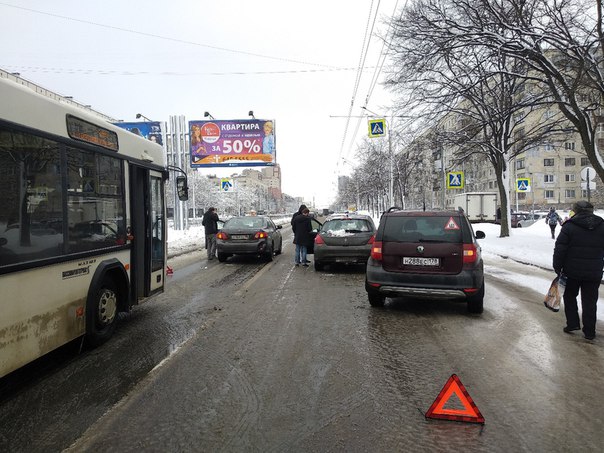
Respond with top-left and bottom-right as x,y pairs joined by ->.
544,276 -> 561,312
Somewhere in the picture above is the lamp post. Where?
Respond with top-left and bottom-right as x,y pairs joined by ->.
136,113 -> 153,122
204,111 -> 215,120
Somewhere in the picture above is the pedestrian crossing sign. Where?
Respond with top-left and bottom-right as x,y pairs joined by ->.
221,178 -> 233,192
446,171 -> 464,189
516,178 -> 531,192
368,119 -> 386,138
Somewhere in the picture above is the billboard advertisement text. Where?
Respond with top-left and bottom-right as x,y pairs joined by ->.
189,119 -> 276,168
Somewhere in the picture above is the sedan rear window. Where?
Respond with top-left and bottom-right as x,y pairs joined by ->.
225,217 -> 267,229
382,216 -> 462,243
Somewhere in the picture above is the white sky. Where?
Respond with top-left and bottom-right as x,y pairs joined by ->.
0,1 -> 402,208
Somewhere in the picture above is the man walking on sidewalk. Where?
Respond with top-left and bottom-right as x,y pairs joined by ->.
553,200 -> 604,340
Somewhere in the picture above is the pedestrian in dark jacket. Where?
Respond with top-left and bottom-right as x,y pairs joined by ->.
553,200 -> 604,340
291,204 -> 307,231
545,207 -> 562,239
202,207 -> 220,260
293,208 -> 312,266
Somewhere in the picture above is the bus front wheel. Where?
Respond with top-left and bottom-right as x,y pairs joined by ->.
86,280 -> 118,347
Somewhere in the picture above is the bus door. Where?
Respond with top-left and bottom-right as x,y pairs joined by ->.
129,165 -> 166,303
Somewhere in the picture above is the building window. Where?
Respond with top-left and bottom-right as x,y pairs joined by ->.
544,158 -> 555,166
565,158 -> 576,166
516,158 -> 525,170
545,190 -> 555,199
565,174 -> 575,182
565,142 -> 575,151
544,174 -> 554,183
544,143 -> 554,151
565,189 -> 576,198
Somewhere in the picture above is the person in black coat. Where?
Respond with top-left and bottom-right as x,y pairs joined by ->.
293,208 -> 312,266
291,204 -> 307,230
553,200 -> 604,340
202,207 -> 220,260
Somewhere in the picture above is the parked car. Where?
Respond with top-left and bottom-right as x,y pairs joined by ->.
517,212 -> 547,228
365,208 -> 486,313
216,215 -> 282,262
495,211 -> 528,228
313,213 -> 376,271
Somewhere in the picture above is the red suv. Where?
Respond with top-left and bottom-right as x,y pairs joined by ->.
365,208 -> 486,313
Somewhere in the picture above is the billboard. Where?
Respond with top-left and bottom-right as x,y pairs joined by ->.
189,119 -> 276,168
113,121 -> 163,145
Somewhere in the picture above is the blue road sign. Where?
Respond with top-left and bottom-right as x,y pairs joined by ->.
516,178 -> 531,192
221,178 -> 233,191
446,171 -> 464,189
368,119 -> 386,138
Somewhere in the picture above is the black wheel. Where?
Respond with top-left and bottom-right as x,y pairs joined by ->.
314,260 -> 324,271
368,292 -> 385,307
467,283 -> 485,314
217,252 -> 228,262
86,280 -> 118,347
264,245 -> 274,262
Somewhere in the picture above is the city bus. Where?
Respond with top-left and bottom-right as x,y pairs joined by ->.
0,75 -> 184,378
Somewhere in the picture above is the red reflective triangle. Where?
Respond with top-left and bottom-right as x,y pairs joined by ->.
444,217 -> 460,230
425,374 -> 485,424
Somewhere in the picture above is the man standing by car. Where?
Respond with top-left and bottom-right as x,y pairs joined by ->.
553,200 -> 604,340
202,207 -> 220,260
293,208 -> 312,267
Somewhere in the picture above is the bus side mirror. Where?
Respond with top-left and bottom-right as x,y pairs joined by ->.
176,176 -> 189,201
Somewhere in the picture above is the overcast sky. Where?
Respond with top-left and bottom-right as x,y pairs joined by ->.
0,1 -> 401,208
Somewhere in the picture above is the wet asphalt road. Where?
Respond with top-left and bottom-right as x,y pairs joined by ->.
1,227 -> 604,452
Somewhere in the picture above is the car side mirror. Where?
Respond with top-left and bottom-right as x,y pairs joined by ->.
475,231 -> 485,239
276,225 -> 282,229
176,176 -> 189,201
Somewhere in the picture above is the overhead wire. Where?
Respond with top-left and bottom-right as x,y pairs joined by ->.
0,2 -> 342,70
336,0 -> 380,175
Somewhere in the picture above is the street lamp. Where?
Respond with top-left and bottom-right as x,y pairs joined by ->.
204,111 -> 215,120
248,110 -> 256,119
136,113 -> 153,121
362,106 -> 394,206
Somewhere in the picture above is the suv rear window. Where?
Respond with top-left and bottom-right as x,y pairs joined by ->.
382,216 -> 463,243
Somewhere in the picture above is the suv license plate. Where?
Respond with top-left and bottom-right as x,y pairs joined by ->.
403,257 -> 440,266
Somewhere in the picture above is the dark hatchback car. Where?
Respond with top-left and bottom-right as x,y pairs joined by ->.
313,214 -> 376,271
216,215 -> 282,262
365,208 -> 486,313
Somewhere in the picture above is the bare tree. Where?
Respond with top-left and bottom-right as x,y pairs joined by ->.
385,0 -> 570,236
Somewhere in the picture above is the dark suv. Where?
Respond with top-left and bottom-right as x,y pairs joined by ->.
365,208 -> 486,313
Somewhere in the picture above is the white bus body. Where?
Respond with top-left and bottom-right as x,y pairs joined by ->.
0,75 -> 168,378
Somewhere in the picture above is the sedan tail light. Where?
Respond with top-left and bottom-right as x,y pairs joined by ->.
370,240 -> 383,261
217,232 -> 228,240
254,231 -> 268,239
315,234 -> 325,245
463,243 -> 478,264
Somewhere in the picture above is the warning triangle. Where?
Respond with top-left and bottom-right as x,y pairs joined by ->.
444,217 -> 460,230
425,374 -> 485,424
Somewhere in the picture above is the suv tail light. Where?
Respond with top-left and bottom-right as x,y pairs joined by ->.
370,239 -> 383,261
367,235 -> 375,245
315,234 -> 325,245
463,243 -> 478,264
217,232 -> 228,240
254,231 -> 268,239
